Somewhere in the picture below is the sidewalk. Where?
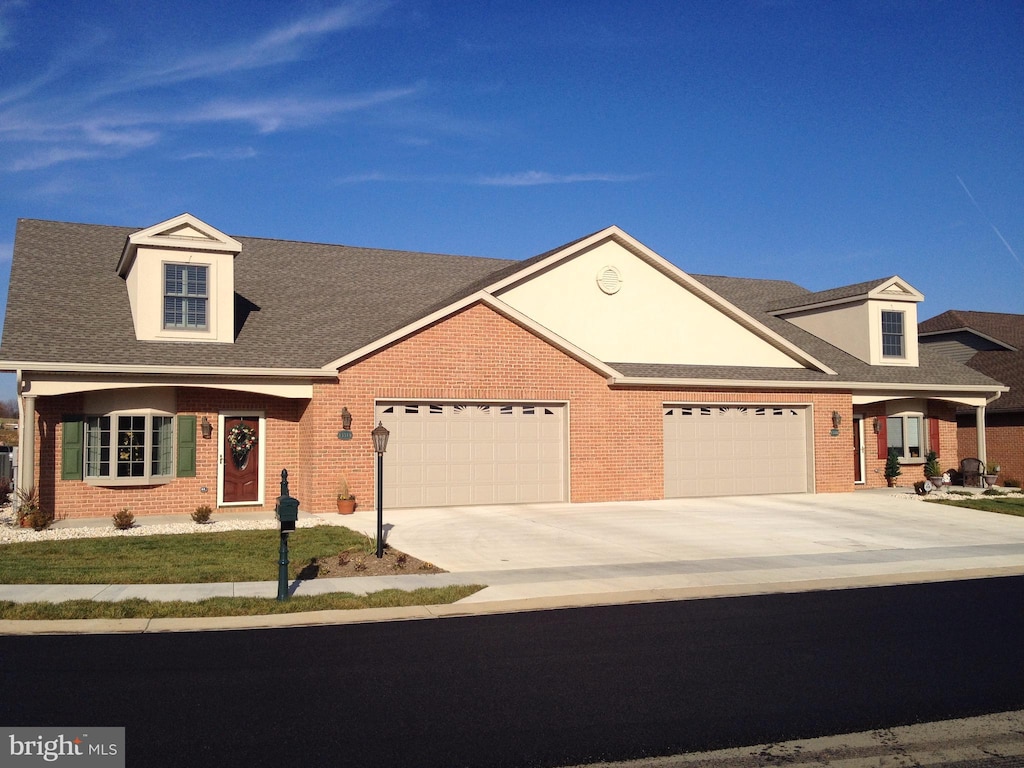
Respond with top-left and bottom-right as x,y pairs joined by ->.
2,492 -> 1024,633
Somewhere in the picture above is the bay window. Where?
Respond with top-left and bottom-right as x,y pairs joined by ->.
85,412 -> 174,483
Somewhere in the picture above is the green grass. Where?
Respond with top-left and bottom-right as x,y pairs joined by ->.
926,495 -> 1024,517
1,526 -> 390,584
0,585 -> 485,620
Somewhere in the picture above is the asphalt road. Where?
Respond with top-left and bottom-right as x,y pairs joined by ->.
2,576 -> 1023,768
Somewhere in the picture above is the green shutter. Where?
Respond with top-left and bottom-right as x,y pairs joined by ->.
62,416 -> 84,481
177,415 -> 197,477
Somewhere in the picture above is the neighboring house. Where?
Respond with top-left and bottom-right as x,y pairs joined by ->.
0,214 -> 1004,518
919,310 -> 1024,483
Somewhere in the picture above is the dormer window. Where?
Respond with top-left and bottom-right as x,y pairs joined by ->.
164,264 -> 209,330
881,310 -> 905,358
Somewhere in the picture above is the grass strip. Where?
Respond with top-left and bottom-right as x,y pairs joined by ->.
926,495 -> 1024,517
0,585 -> 485,620
1,527 -> 398,584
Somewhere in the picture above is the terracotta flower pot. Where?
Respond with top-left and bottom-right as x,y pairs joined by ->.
337,498 -> 356,515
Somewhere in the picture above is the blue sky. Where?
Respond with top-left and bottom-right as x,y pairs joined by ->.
0,1 -> 1021,398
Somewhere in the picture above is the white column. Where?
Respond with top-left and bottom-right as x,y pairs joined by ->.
975,404 -> 987,464
19,394 -> 35,492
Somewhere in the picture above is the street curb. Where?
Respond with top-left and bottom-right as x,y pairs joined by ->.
2,564 -> 1023,636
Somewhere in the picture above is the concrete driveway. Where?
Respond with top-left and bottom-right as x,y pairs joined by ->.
335,490 -> 1024,602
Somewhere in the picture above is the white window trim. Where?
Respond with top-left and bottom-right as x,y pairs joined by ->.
156,259 -> 217,341
887,411 -> 926,464
84,409 -> 175,487
881,309 -> 906,360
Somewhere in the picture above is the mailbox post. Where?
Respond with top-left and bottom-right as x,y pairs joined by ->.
274,469 -> 300,601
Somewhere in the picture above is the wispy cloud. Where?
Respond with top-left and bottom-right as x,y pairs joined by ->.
123,2 -> 388,89
181,147 -> 258,161
186,88 -> 419,133
477,171 -> 647,187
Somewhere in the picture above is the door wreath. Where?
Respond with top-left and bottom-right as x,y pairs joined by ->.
227,422 -> 258,468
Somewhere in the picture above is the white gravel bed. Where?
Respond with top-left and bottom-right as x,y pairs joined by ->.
0,507 -> 327,544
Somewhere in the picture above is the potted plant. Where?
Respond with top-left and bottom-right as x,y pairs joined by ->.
923,451 -> 943,488
336,476 -> 356,514
884,448 -> 902,487
985,461 -> 1000,488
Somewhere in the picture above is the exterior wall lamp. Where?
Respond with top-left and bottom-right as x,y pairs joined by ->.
200,416 -> 213,439
341,407 -> 352,430
831,411 -> 842,430
873,417 -> 881,434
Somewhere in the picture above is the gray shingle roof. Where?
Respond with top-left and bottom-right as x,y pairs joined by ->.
767,276 -> 898,312
0,219 -> 515,369
920,310 -> 1024,410
0,218 -> 1003,393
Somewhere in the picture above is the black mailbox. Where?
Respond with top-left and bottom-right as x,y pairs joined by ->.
275,469 -> 299,532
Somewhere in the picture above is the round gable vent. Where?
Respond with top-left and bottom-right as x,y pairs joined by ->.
597,265 -> 622,295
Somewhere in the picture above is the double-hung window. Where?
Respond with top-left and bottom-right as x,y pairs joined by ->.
164,264 -> 208,330
881,310 -> 904,358
85,412 -> 174,483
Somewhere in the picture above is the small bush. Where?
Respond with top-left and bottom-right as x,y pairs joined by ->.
112,508 -> 135,530
1004,478 -> 1021,488
191,505 -> 213,524
0,478 -> 12,506
982,487 -> 1006,496
16,485 -> 39,527
28,508 -> 54,531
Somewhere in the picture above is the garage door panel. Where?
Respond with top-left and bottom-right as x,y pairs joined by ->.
665,405 -> 808,498
378,402 -> 566,508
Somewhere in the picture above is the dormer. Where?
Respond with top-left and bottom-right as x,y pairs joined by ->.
769,276 -> 924,367
116,213 -> 241,344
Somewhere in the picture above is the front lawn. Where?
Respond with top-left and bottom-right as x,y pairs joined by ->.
0,526 -> 418,584
926,495 -> 1024,517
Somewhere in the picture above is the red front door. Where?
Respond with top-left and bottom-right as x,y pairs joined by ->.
223,416 -> 260,503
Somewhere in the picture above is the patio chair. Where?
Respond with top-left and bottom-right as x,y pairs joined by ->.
959,457 -> 984,487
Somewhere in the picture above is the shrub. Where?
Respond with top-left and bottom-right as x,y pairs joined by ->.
884,448 -> 902,481
15,485 -> 39,527
1004,478 -> 1021,489
982,487 -> 1005,496
923,451 -> 941,479
112,508 -> 135,530
191,505 -> 213,524
28,508 -> 54,531
0,478 -> 12,506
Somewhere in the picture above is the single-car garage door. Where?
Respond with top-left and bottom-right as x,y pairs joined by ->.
664,405 -> 810,497
376,402 -> 566,508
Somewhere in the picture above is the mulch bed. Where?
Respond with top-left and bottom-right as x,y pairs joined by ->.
296,546 -> 445,579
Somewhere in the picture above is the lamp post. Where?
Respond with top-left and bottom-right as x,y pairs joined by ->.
371,421 -> 390,558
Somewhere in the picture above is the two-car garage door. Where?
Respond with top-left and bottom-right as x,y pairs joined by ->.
376,402 -> 566,508
375,400 -> 809,507
663,405 -> 810,497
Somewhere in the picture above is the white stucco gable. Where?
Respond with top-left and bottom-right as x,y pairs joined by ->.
490,227 -> 831,371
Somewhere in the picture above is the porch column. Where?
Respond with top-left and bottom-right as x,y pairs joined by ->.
975,404 -> 987,464
19,394 -> 35,492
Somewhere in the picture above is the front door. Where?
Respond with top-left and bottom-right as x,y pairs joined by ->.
852,415 -> 865,484
222,415 -> 261,504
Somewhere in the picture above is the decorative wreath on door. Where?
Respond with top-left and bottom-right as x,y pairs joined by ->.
227,422 -> 258,467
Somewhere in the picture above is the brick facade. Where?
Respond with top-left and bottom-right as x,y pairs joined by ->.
958,411 -> 1024,486
27,303 -> 962,517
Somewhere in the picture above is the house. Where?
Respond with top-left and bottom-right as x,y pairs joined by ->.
0,214 -> 1005,518
919,310 -> 1024,483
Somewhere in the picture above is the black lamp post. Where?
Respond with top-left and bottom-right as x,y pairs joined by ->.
371,421 -> 390,558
